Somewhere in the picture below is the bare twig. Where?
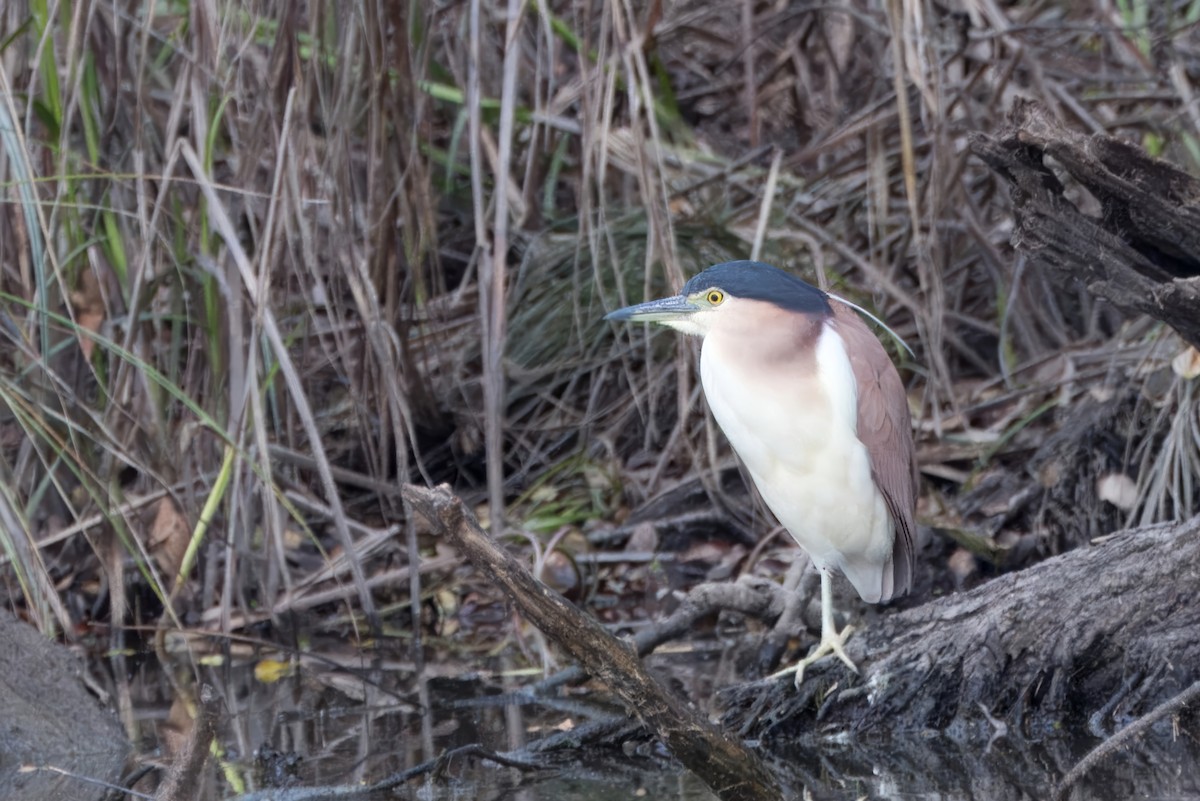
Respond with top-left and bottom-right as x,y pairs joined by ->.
1055,678 -> 1200,800
531,574 -> 790,694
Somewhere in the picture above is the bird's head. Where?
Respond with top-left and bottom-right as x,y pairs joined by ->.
604,261 -> 832,338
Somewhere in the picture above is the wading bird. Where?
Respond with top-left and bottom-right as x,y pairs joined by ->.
606,261 -> 917,685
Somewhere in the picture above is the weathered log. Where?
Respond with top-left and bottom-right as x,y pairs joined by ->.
718,516 -> 1200,741
402,483 -> 783,801
969,99 -> 1200,348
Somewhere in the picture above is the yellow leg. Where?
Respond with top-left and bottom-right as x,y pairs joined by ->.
770,570 -> 858,687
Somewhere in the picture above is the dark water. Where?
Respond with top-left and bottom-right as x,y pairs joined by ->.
107,644 -> 1200,801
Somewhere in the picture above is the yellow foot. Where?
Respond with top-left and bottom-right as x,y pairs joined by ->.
769,623 -> 858,688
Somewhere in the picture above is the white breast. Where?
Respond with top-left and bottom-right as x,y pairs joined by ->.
700,323 -> 893,601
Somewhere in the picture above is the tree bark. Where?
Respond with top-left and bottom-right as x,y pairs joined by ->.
969,99 -> 1200,348
719,517 -> 1200,740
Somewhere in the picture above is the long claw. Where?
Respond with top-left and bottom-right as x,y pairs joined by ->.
770,570 -> 860,687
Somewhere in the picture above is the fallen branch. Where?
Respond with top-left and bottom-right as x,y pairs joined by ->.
401,483 -> 782,801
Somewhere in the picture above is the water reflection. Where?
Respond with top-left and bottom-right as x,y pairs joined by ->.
115,646 -> 1199,801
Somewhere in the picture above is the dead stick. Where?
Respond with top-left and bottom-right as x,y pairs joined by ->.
1054,677 -> 1200,800
402,484 -> 782,801
155,683 -> 220,801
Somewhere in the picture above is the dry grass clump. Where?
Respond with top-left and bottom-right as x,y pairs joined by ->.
0,0 -> 1197,679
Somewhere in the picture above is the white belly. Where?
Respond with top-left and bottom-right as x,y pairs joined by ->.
700,325 -> 892,600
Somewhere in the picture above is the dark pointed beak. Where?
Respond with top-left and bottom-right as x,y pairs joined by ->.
605,295 -> 699,324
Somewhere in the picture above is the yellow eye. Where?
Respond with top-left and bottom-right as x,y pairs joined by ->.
706,289 -> 725,306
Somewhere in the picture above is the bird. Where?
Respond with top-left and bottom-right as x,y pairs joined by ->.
605,260 -> 917,686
